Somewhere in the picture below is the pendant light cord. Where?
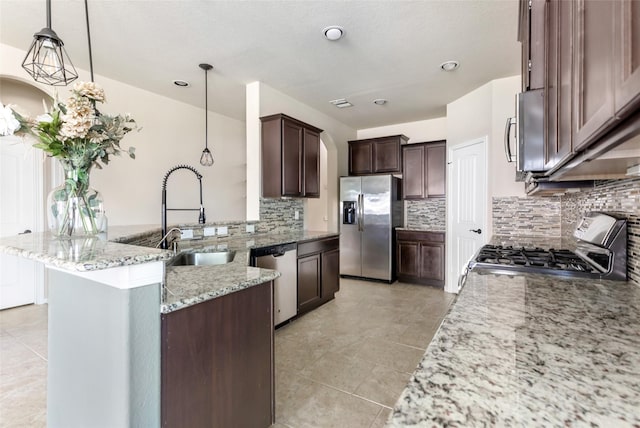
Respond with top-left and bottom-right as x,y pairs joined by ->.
204,67 -> 208,150
46,0 -> 52,28
84,0 -> 94,82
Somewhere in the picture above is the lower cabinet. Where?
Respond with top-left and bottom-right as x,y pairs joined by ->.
161,281 -> 274,428
297,237 -> 340,315
396,230 -> 445,287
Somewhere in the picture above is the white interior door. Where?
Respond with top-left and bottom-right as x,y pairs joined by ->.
446,138 -> 487,293
0,136 -> 44,309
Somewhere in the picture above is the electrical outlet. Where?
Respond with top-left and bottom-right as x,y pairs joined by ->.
203,227 -> 216,237
180,229 -> 193,240
246,224 -> 255,233
295,210 -> 300,220
217,226 -> 228,236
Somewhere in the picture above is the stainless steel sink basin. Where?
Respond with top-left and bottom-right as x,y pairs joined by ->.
169,250 -> 236,266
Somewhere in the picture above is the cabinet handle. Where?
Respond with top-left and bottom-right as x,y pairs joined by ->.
504,117 -> 516,163
469,228 -> 482,234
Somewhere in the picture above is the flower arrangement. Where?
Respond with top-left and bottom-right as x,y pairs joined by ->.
0,81 -> 138,236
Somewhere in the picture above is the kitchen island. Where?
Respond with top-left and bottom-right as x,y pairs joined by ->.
388,270 -> 640,426
0,226 -> 337,428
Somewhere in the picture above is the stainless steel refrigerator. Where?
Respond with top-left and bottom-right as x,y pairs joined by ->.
339,175 -> 403,282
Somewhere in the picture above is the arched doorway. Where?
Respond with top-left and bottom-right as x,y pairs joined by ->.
0,76 -> 52,307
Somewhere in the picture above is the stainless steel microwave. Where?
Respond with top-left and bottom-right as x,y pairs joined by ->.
504,89 -> 545,181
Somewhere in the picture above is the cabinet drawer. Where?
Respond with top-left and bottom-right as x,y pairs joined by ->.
297,236 -> 339,257
396,230 -> 445,243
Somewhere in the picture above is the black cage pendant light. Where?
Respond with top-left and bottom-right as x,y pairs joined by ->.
199,63 -> 214,167
22,0 -> 78,86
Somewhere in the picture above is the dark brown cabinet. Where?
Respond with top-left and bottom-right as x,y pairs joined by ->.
348,135 -> 408,175
572,0 -> 617,151
161,281 -> 274,428
396,230 -> 445,287
519,0 -> 547,91
297,236 -> 340,315
261,113 -> 322,198
402,141 -> 446,199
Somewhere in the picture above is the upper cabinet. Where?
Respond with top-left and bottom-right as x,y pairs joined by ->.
519,0 -> 547,91
402,141 -> 446,199
261,114 -> 322,198
521,0 -> 640,176
348,135 -> 408,175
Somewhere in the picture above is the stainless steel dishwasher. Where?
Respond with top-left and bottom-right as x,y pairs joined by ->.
250,242 -> 297,325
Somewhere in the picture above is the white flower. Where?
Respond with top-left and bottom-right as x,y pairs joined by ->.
0,104 -> 20,136
73,81 -> 106,102
36,114 -> 53,124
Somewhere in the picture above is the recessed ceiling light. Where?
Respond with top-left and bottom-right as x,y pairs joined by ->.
173,79 -> 190,87
373,99 -> 387,105
329,98 -> 353,108
323,26 -> 345,41
440,61 -> 460,72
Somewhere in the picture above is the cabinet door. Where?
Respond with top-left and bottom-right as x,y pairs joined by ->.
419,242 -> 445,283
397,240 -> 420,277
321,248 -> 340,301
402,145 -> 426,199
161,282 -> 273,428
426,144 -> 446,197
302,128 -> 320,197
529,0 -> 547,90
349,141 -> 373,175
573,0 -> 616,151
297,254 -> 321,313
282,119 -> 303,196
614,0 -> 640,115
373,138 -> 401,173
556,0 -> 575,166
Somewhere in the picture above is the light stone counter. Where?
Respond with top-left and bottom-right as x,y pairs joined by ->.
388,271 -> 640,427
397,226 -> 446,233
162,230 -> 339,313
0,225 -> 173,272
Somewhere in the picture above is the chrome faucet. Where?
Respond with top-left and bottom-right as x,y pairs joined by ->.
156,227 -> 182,253
161,165 -> 206,249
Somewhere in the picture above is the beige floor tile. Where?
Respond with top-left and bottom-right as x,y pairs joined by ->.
279,379 -> 383,428
353,338 -> 426,374
301,351 -> 376,393
0,279 -> 455,428
370,407 -> 393,428
354,365 -> 412,408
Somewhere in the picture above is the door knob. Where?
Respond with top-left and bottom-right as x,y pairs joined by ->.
469,228 -> 482,234
18,229 -> 32,235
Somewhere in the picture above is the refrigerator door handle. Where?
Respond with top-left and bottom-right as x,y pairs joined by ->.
358,193 -> 364,231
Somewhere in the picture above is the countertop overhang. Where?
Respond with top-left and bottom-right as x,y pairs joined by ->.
388,269 -> 640,427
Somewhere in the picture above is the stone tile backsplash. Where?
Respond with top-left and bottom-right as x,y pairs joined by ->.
405,199 -> 446,231
492,196 -> 562,237
259,197 -> 304,233
560,177 -> 640,286
492,177 -> 640,286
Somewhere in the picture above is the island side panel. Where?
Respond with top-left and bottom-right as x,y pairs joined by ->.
47,269 -> 161,428
161,280 -> 274,428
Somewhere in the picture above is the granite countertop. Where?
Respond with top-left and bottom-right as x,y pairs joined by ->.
0,226 -> 339,314
161,230 -> 339,313
0,225 -> 173,272
388,271 -> 640,427
397,227 -> 446,233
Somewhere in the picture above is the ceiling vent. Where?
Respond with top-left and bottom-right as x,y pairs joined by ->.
329,98 -> 353,108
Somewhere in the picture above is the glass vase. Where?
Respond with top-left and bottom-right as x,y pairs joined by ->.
47,159 -> 105,237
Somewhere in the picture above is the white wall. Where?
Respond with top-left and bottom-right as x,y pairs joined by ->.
446,74 -> 523,234
0,43 -> 247,226
356,117 -> 447,143
245,81 -> 356,231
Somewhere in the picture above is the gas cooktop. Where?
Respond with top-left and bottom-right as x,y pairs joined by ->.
468,212 -> 627,281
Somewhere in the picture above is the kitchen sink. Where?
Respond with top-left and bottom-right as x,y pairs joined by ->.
168,250 -> 236,266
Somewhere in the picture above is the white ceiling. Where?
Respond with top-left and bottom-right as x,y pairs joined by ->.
0,0 -> 521,130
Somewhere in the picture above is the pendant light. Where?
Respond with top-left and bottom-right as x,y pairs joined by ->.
199,63 -> 214,166
22,0 -> 78,86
